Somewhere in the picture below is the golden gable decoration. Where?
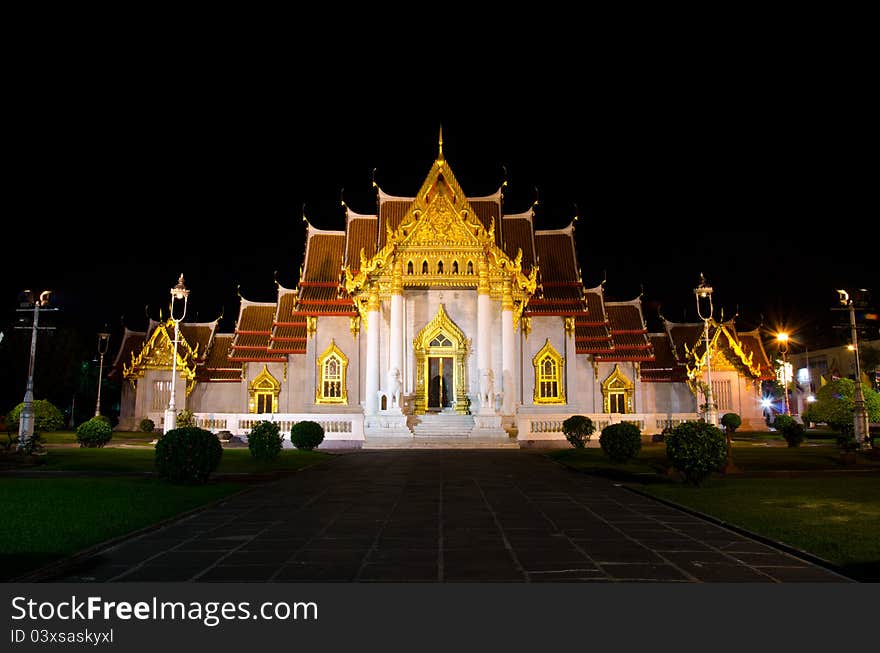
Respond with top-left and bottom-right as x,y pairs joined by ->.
123,319 -> 198,395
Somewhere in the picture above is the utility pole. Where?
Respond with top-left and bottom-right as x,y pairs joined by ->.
14,290 -> 58,451
836,289 -> 870,445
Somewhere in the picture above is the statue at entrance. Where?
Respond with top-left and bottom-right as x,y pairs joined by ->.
387,367 -> 402,410
479,369 -> 495,410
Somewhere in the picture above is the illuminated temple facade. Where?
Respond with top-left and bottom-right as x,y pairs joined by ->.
112,139 -> 773,444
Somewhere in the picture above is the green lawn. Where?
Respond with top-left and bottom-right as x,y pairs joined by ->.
0,477 -> 243,580
550,442 -> 880,581
642,478 -> 880,581
34,447 -> 330,474
550,442 -> 880,477
37,430 -> 156,445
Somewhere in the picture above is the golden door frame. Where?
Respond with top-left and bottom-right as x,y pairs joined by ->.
413,304 -> 470,415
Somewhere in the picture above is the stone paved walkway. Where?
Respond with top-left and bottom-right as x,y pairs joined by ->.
54,451 -> 848,582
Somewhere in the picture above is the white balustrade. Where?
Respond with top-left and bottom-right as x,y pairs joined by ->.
517,413 -> 700,441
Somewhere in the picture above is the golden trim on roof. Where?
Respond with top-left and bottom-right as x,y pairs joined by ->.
684,320 -> 764,391
343,150 -> 537,325
123,319 -> 198,395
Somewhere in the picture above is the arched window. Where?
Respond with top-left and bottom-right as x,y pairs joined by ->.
422,260 -> 429,274
452,260 -> 459,274
248,365 -> 280,414
407,260 -> 414,275
437,260 -> 444,274
316,340 -> 348,405
467,261 -> 474,275
533,339 -> 565,404
602,364 -> 634,414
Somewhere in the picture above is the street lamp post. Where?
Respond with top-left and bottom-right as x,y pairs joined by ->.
95,331 -> 110,417
163,275 -> 190,435
694,274 -> 718,426
776,332 -> 790,416
838,291 -> 869,444
15,290 -> 57,452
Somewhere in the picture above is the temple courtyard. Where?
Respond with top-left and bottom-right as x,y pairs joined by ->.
28,450 -> 850,583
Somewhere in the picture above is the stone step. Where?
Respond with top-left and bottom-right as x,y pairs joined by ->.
362,437 -> 520,450
409,414 -> 476,439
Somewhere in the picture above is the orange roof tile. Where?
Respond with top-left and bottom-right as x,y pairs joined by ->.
303,232 -> 345,283
502,216 -> 536,272
345,216 -> 378,270
378,200 -> 411,249
471,200 -> 501,246
535,231 -> 578,284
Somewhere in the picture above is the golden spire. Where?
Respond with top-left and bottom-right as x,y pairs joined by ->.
438,124 -> 444,160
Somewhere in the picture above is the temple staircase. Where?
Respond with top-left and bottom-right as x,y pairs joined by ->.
410,413 -> 474,437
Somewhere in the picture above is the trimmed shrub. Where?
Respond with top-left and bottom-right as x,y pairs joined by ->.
599,423 -> 642,463
290,421 -> 324,451
176,409 -> 196,428
809,379 -> 880,432
8,400 -> 64,432
781,422 -> 806,448
139,418 -> 155,433
773,414 -> 796,433
665,421 -> 727,485
155,427 -> 222,484
720,413 -> 742,434
248,421 -> 283,461
76,416 -> 113,448
801,406 -> 816,426
562,415 -> 595,449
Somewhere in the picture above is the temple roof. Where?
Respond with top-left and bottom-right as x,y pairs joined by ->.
230,299 -> 286,362
664,318 -> 774,381
344,210 -> 378,272
534,226 -> 579,284
109,328 -> 146,379
502,211 -> 536,274
641,333 -> 688,382
197,334 -> 242,382
575,284 -> 613,354
597,299 -> 653,361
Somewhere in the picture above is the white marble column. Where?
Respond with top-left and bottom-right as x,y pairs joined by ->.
501,279 -> 515,415
388,264 -> 403,412
364,289 -> 380,416
477,260 -> 494,415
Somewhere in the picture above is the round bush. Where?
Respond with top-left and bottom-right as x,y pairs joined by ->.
782,422 -> 805,448
139,417 -> 155,433
76,416 -> 113,448
248,421 -> 283,460
599,423 -> 642,463
665,421 -> 727,485
720,413 -> 742,433
562,415 -> 595,449
290,421 -> 324,451
155,427 -> 222,484
8,400 -> 64,432
773,414 -> 795,433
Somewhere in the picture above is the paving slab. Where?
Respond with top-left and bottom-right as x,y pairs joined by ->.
49,451 -> 850,583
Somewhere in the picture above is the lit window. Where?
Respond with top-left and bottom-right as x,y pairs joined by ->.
316,340 -> 348,404
602,364 -> 634,414
249,365 -> 280,414
152,380 -> 171,411
533,339 -> 565,404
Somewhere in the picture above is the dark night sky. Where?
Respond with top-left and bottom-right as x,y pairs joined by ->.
3,86 -> 876,358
